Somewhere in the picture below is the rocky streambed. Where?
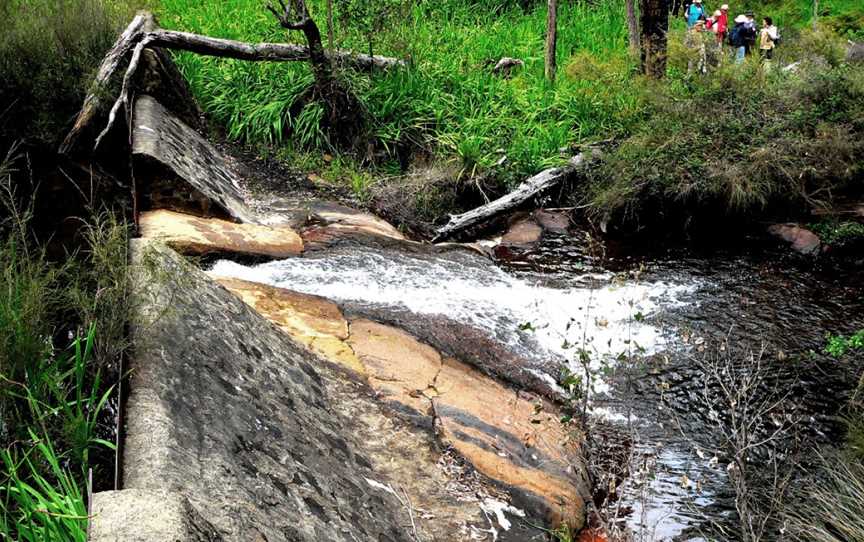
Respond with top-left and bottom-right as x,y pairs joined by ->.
86,90 -> 863,542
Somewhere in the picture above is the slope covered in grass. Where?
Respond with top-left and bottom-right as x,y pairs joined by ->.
160,0 -> 641,179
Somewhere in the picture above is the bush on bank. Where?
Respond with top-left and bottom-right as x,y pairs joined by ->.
584,33 -> 864,231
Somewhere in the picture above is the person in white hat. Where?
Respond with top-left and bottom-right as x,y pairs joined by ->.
730,14 -> 751,63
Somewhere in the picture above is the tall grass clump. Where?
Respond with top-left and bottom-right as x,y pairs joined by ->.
0,0 -> 146,147
0,147 -> 130,537
160,0 -> 642,181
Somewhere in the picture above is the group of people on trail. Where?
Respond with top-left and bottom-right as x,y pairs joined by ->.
681,0 -> 780,72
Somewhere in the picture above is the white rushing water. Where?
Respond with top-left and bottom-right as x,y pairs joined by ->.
209,245 -> 716,539
209,246 -> 696,393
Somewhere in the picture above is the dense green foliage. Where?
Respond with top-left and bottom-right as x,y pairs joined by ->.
825,329 -> 864,358
0,149 -> 130,539
586,48 -> 864,224
810,220 -> 864,246
161,0 -> 638,179
0,0 -> 146,147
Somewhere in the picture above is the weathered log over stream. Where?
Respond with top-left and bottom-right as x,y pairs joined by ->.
60,11 -> 405,154
433,152 -> 596,241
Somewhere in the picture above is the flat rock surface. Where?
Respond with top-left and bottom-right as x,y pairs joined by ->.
213,275 -> 589,529
215,276 -> 364,374
128,241 -> 546,541
533,210 -> 571,233
139,209 -> 303,257
502,217 -> 543,247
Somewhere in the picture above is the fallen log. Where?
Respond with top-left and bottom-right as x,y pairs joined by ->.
60,12 -> 154,155
60,11 -> 406,154
432,152 -> 594,241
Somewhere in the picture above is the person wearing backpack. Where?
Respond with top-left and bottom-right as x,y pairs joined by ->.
759,16 -> 779,60
730,14 -> 749,63
686,0 -> 706,28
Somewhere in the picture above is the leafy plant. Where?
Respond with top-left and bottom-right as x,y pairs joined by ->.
824,329 -> 864,358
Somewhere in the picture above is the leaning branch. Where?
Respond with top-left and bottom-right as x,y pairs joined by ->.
433,152 -> 594,241
60,11 -> 406,154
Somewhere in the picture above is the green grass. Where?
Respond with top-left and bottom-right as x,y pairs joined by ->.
0,330 -> 107,542
810,220 -> 864,246
0,145 -> 129,539
160,0 -> 641,180
0,0 -> 148,148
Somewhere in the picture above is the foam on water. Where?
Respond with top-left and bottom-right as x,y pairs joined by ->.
209,246 -> 696,392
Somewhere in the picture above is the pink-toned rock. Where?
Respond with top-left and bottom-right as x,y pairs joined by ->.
768,224 -> 821,255
533,209 -> 571,233
501,217 -> 543,247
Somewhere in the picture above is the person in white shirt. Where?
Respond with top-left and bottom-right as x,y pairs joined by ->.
759,16 -> 779,61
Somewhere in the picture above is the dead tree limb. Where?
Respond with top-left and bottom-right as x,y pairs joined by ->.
433,153 -> 594,242
59,12 -> 153,155
60,10 -> 405,154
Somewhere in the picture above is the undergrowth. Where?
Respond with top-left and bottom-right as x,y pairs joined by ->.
585,39 -> 864,230
0,147 -> 131,538
0,0 -> 147,148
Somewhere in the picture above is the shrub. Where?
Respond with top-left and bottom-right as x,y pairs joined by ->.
585,57 -> 864,228
0,0 -> 145,147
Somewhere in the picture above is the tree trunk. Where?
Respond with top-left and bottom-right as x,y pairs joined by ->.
639,0 -> 669,78
326,0 -> 334,50
626,0 -> 641,55
544,0 -> 557,82
812,0 -> 818,31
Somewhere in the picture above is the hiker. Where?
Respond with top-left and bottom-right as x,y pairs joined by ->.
744,12 -> 758,54
730,14 -> 748,63
686,0 -> 706,28
686,20 -> 710,73
716,5 -> 730,43
706,10 -> 724,42
759,16 -> 779,61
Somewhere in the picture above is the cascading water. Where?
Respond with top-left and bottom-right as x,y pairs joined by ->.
209,239 -> 864,541
209,245 -> 696,392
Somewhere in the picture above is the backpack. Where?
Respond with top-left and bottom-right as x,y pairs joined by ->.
728,25 -> 741,46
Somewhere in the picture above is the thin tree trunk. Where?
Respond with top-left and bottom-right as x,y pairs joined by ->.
626,0 -> 641,55
812,0 -> 818,30
545,0 -> 557,82
639,0 -> 669,78
327,0 -> 334,50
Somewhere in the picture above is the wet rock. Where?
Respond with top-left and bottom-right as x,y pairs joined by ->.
767,223 -> 822,255
215,276 -> 364,374
214,276 -> 588,529
502,217 -> 544,247
89,489 -> 223,542
346,307 -> 563,400
126,241 -> 416,541
533,209 -> 571,233
131,241 -> 554,540
139,209 -> 303,258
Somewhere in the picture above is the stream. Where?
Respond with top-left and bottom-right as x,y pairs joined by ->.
210,233 -> 864,541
